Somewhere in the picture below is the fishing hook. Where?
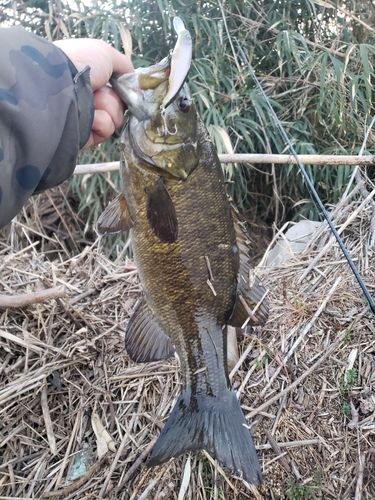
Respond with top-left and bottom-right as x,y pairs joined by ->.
160,106 -> 178,136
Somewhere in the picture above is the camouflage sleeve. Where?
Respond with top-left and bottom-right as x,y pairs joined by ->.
0,26 -> 94,229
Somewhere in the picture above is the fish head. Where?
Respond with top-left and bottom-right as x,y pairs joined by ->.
111,18 -> 199,180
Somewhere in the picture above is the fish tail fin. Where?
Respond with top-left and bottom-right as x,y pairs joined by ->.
148,387 -> 262,485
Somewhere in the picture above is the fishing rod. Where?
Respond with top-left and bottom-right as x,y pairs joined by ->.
235,39 -> 375,316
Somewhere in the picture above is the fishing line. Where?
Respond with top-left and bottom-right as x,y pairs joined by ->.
234,38 -> 375,315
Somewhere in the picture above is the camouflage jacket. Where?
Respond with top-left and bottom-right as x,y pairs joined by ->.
0,26 -> 94,228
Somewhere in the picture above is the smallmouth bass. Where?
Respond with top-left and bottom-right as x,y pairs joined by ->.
98,18 -> 268,485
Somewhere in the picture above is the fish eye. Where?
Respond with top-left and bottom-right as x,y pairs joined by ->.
177,96 -> 191,113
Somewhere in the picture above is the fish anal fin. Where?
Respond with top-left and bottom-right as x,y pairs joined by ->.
96,193 -> 134,235
126,297 -> 175,363
145,178 -> 178,243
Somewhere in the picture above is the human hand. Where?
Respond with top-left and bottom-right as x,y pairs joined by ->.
54,38 -> 134,149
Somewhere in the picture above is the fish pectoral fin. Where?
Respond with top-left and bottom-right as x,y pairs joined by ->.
229,205 -> 269,326
145,178 -> 178,243
125,297 -> 175,363
96,193 -> 134,235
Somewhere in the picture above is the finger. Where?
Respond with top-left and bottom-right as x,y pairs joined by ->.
54,39 -> 134,91
91,109 -> 116,145
93,86 -> 125,129
88,43 -> 133,90
109,45 -> 134,75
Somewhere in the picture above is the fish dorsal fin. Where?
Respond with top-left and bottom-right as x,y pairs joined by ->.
96,193 -> 134,235
145,178 -> 178,243
229,206 -> 269,326
125,297 -> 175,363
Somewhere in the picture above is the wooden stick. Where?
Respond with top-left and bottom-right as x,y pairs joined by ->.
74,154 -> 375,175
0,286 -> 66,309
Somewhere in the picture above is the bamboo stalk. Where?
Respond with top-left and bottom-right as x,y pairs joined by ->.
74,154 -> 375,175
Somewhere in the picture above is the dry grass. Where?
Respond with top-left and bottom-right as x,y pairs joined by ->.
0,186 -> 375,500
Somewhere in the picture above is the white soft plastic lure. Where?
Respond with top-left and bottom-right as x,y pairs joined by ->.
161,16 -> 192,109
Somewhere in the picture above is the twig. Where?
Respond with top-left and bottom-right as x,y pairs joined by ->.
114,439 -> 157,495
68,288 -> 97,305
73,155 -> 375,175
0,286 -> 66,308
41,452 -> 111,498
98,413 -> 137,497
260,277 -> 341,396
303,180 -> 365,255
255,438 -> 320,450
264,430 -> 291,472
333,3 -> 375,34
40,384 -> 57,456
0,451 -> 44,471
355,452 -> 366,500
342,115 -> 375,199
229,340 -> 256,380
298,188 -> 375,282
353,116 -> 375,245
53,410 -> 82,490
136,465 -> 169,500
264,451 -> 288,469
202,451 -> 237,494
0,241 -> 40,270
272,392 -> 287,434
286,277 -> 341,357
246,330 -> 346,419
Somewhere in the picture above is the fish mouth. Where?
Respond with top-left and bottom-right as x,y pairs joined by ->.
110,58 -> 170,121
110,17 -> 192,119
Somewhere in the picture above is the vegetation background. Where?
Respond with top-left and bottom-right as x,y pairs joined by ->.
1,3 -> 375,498
2,0 -> 375,250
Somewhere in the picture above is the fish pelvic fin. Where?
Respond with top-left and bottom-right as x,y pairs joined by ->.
148,387 -> 262,485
